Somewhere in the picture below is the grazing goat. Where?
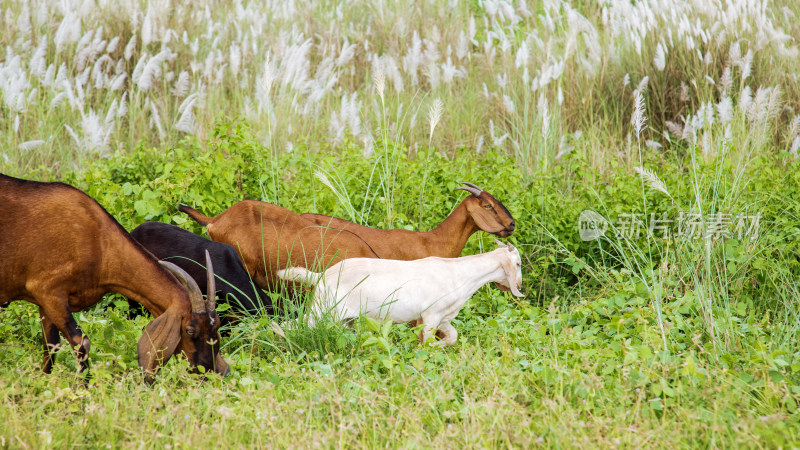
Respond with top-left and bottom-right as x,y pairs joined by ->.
277,240 -> 524,346
0,174 -> 229,382
179,201 -> 379,292
300,182 -> 516,260
130,221 -> 273,319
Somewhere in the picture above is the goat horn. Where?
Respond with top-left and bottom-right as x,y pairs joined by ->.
160,260 -> 206,314
462,182 -> 483,191
493,238 -> 508,248
456,182 -> 482,197
205,250 -> 217,312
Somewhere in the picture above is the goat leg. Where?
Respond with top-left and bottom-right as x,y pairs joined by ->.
39,309 -> 61,374
435,321 -> 458,346
39,300 -> 91,375
412,318 -> 449,345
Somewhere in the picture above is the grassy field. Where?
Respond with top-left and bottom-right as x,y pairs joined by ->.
2,0 -> 800,447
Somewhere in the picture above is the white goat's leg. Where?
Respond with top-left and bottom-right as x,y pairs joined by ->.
435,321 -> 458,346
418,320 -> 440,346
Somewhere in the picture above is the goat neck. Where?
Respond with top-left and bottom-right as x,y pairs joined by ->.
100,237 -> 192,317
444,250 -> 509,300
423,199 -> 480,258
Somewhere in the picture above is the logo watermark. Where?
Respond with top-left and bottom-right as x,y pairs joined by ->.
578,210 -> 761,242
578,210 -> 609,241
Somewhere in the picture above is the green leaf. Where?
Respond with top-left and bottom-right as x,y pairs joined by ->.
365,317 -> 381,334
381,319 -> 392,339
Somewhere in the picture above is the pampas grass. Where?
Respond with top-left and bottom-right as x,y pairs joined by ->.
427,98 -> 443,143
634,166 -> 672,199
1,0 -> 799,172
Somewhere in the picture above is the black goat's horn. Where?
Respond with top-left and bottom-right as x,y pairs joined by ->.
160,261 -> 207,314
205,250 -> 216,312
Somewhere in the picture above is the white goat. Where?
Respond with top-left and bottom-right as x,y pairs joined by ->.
277,240 -> 524,346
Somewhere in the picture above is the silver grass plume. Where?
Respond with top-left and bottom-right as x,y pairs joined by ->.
653,43 -> 666,71
124,35 -> 137,61
789,115 -> 800,142
631,90 -> 647,139
172,71 -> 190,98
636,75 -> 650,94
634,166 -> 671,199
147,98 -> 165,140
19,140 -> 45,152
175,93 -> 199,134
373,67 -> 385,103
427,97 -> 444,142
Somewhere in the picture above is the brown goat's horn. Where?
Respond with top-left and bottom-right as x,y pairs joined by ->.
205,250 -> 216,312
160,260 -> 207,313
462,182 -> 483,191
456,182 -> 482,197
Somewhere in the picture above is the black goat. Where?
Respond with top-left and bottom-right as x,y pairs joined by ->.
130,222 -> 273,320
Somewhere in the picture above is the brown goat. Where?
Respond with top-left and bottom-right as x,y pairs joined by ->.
179,201 -> 379,292
299,182 -> 516,260
0,174 -> 229,382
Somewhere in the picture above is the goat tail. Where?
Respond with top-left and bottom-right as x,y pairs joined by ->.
178,204 -> 213,226
277,267 -> 321,285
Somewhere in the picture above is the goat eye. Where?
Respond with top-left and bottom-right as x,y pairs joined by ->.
484,204 -> 493,210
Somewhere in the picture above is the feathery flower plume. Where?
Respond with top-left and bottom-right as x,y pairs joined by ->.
124,34 -> 137,61
117,92 -> 128,118
653,43 -> 666,71
719,66 -> 732,93
229,44 -> 241,76
172,71 -> 190,98
314,169 -> 358,222
175,93 -> 198,134
54,9 -> 80,52
373,67 -> 385,102
636,76 -> 650,94
716,95 -> 733,124
19,140 -> 45,152
106,36 -> 120,54
427,97 -> 444,142
634,166 -> 671,198
147,98 -> 165,140
538,93 -> 550,138
645,140 -> 662,150
515,40 -> 529,68
789,115 -> 800,142
503,94 -> 514,114
110,72 -> 127,91
631,90 -> 647,139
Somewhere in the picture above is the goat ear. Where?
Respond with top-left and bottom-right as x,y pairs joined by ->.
499,258 -> 525,298
214,352 -> 231,377
137,312 -> 182,383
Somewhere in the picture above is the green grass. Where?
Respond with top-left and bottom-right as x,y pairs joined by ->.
2,125 -> 800,446
1,290 -> 797,447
